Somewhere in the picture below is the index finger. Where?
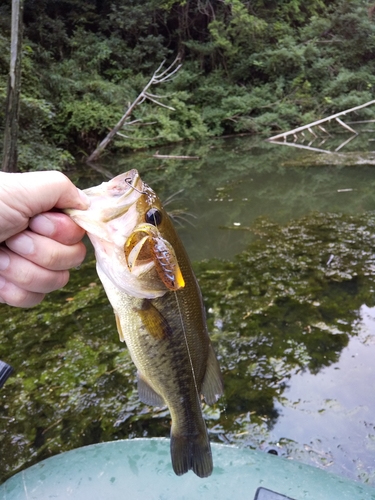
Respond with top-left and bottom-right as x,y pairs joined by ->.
0,171 -> 89,215
29,212 -> 86,245
0,171 -> 90,241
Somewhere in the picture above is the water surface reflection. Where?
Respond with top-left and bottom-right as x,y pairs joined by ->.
1,137 -> 375,484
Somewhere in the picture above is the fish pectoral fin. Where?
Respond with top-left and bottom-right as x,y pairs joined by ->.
201,343 -> 224,405
115,311 -> 126,342
137,299 -> 172,340
137,371 -> 165,407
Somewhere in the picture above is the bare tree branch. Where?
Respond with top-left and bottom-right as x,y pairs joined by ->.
153,55 -> 182,83
267,99 -> 375,143
335,117 -> 357,134
144,92 -> 174,99
144,95 -> 175,110
122,119 -> 143,127
86,56 -> 182,162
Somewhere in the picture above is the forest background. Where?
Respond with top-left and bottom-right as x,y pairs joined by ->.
0,0 -> 375,171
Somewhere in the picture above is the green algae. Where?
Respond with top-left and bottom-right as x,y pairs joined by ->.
2,207 -> 375,483
199,211 -> 375,405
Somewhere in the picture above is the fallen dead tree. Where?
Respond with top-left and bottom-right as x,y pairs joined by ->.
266,100 -> 375,152
87,56 -> 182,163
152,154 -> 200,160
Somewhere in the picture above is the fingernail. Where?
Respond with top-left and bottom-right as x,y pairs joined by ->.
8,234 -> 34,255
0,275 -> 6,289
78,189 -> 90,209
31,214 -> 55,236
0,253 -> 10,271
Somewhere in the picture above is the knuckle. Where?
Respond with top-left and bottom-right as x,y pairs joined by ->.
58,270 -> 70,289
43,243 -> 85,271
0,282 -> 44,308
44,247 -> 61,270
19,267 -> 36,289
71,242 -> 86,266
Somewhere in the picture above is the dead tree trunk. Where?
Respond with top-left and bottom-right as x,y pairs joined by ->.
87,56 -> 181,163
266,100 -> 375,143
2,0 -> 23,173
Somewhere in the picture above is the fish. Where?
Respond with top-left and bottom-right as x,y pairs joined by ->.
65,169 -> 223,478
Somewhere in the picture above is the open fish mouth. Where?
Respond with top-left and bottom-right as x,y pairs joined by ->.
84,169 -> 143,200
86,169 -> 145,223
64,170 -> 144,237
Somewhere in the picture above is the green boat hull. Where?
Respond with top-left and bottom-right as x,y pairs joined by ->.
1,439 -> 374,500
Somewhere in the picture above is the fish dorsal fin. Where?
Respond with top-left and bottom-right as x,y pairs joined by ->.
201,343 -> 224,406
137,371 -> 165,407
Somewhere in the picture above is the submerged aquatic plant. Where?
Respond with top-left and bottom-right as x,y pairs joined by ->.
1,211 -> 375,483
197,212 -> 375,446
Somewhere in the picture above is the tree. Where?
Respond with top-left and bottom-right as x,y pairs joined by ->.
87,56 -> 181,162
2,0 -> 23,173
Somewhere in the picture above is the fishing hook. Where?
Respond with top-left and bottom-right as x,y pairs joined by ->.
124,177 -> 147,194
125,177 -> 147,194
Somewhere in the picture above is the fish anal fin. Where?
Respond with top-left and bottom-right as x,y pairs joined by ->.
137,371 -> 165,407
115,311 -> 126,342
201,343 -> 224,406
137,299 -> 172,340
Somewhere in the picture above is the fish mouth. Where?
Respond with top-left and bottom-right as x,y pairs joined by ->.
99,170 -> 145,222
84,169 -> 142,198
65,169 -> 144,233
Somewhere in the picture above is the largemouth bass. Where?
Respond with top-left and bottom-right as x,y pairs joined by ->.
66,170 -> 223,478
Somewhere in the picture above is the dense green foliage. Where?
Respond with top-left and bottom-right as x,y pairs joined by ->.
1,0 -> 375,169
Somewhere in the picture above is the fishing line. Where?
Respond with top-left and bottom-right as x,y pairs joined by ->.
173,290 -> 201,403
152,209 -> 199,398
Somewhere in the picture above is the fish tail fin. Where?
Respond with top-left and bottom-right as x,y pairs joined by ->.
170,427 -> 213,478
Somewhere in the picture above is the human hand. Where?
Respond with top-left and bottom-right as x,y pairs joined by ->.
0,171 -> 90,307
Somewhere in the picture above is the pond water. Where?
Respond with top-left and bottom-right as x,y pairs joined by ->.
1,135 -> 375,486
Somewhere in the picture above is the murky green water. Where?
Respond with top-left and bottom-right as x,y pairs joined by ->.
2,136 -> 375,485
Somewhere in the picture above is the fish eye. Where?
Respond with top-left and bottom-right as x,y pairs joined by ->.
145,208 -> 162,226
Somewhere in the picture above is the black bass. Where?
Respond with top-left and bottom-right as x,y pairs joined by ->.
66,169 -> 223,478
